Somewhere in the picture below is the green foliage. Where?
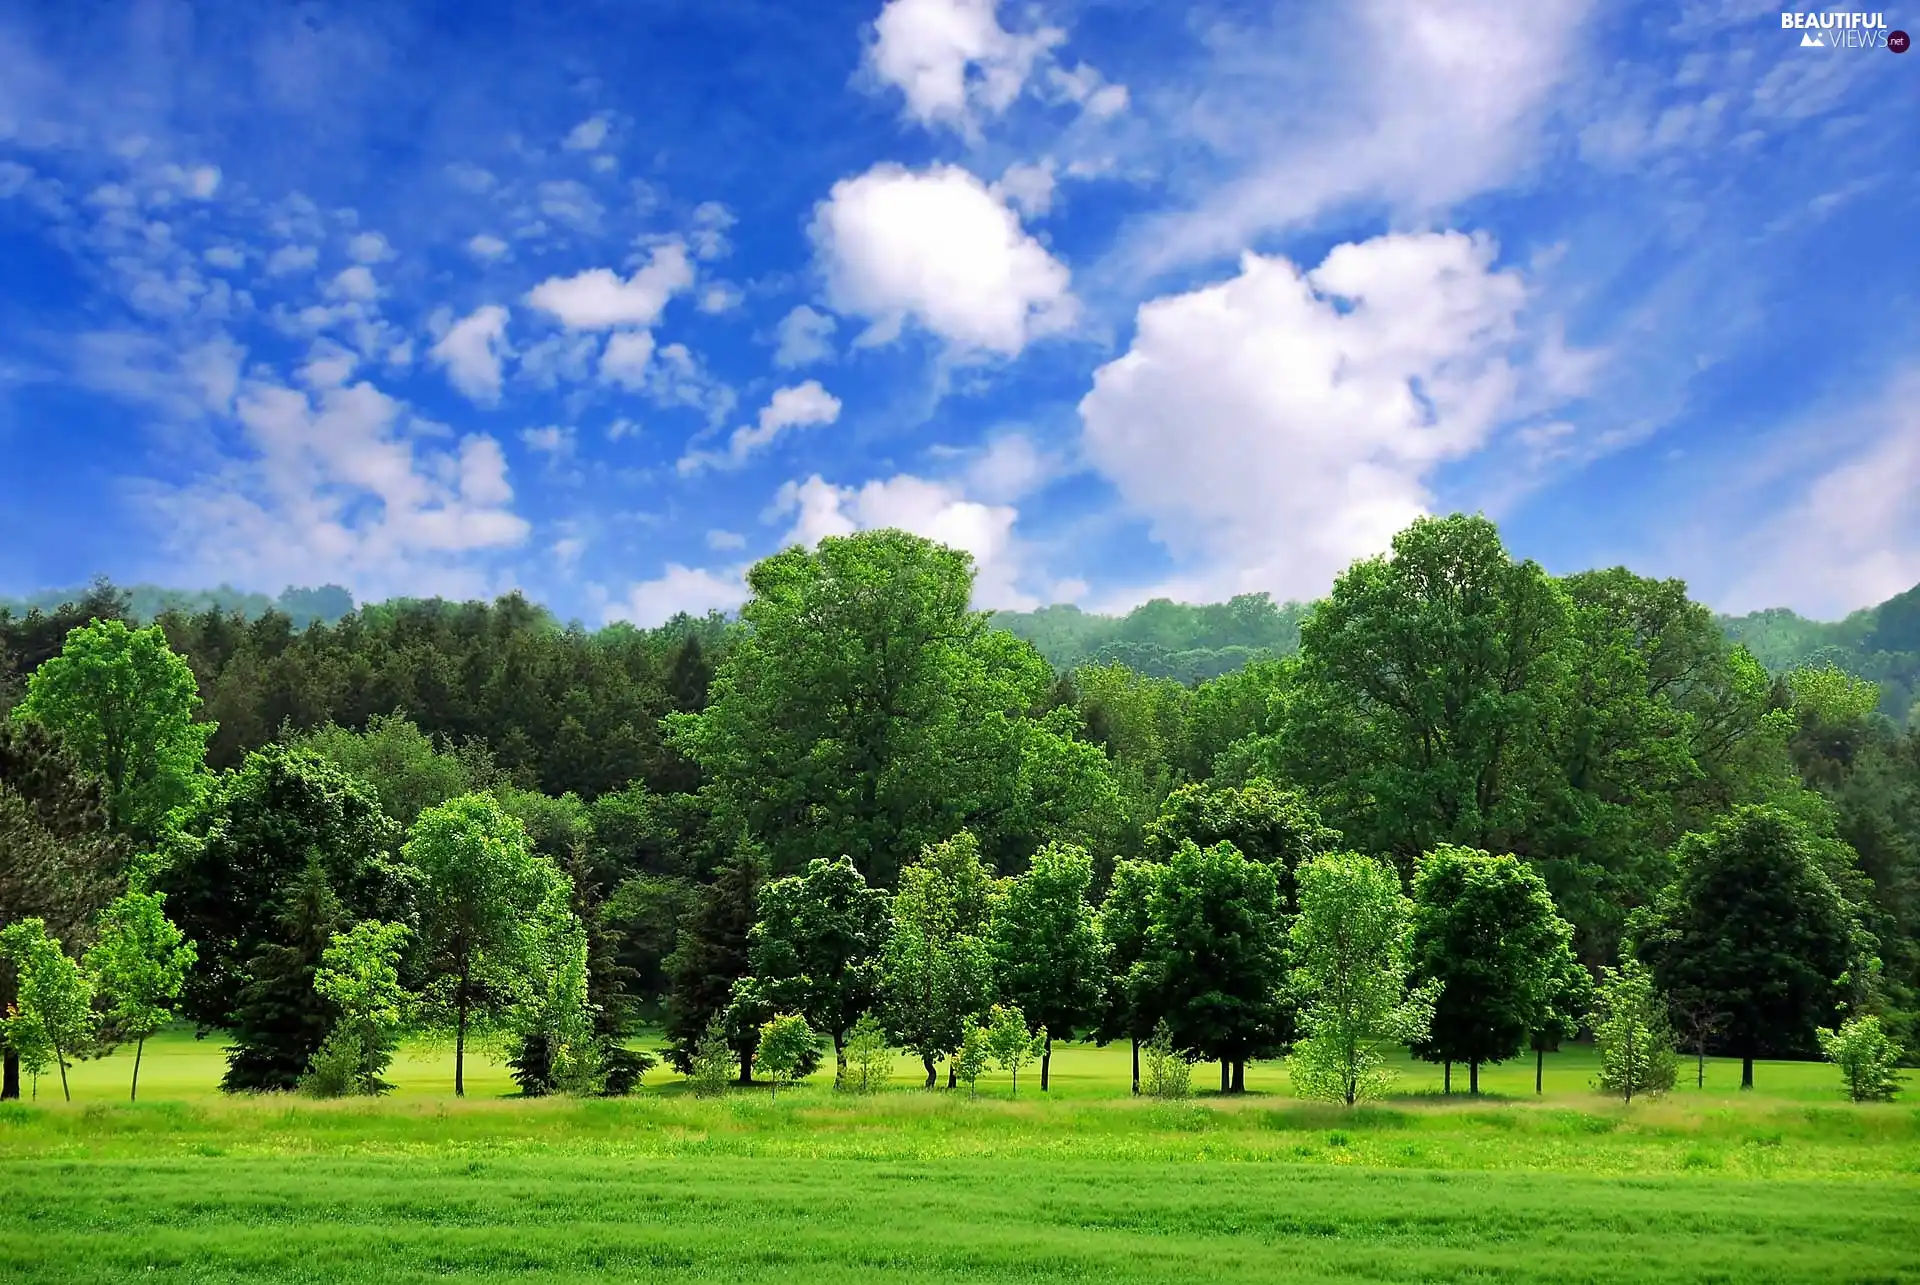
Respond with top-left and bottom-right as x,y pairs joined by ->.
882,832 -> 998,1086
406,793 -> 566,1095
84,889 -> 195,1100
1816,1015 -> 1903,1102
665,530 -> 1057,886
1144,777 -> 1339,908
1409,846 -> 1579,1092
308,919 -> 410,1096
988,841 -> 1103,1080
13,619 -> 213,840
840,1012 -> 892,1093
983,1003 -> 1044,1097
0,917 -> 97,1101
1141,1019 -> 1190,1100
664,844 -> 765,1079
1288,852 -> 1436,1106
952,1020 -> 991,1096
294,713 -> 501,828
1593,960 -> 1678,1103
993,593 -> 1308,682
157,743 -> 415,1089
739,856 -> 891,1068
1286,515 -> 1572,866
507,890 -> 600,1096
754,1012 -> 816,1099
1631,805 -> 1862,1084
687,1013 -> 733,1098
1136,839 -> 1287,1077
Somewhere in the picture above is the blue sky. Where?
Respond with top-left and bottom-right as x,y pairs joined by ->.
0,0 -> 1915,626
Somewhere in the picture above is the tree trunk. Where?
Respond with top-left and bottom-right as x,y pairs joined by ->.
947,1063 -> 957,1090
923,1054 -> 937,1089
1231,1060 -> 1245,1093
1535,1047 -> 1543,1096
132,1036 -> 146,1102
1219,1060 -> 1229,1093
2,1049 -> 19,1101
455,995 -> 468,1098
1741,1054 -> 1753,1090
1696,1047 -> 1706,1089
1469,1061 -> 1480,1096
1130,1037 -> 1140,1096
1041,1031 -> 1052,1092
834,1031 -> 847,1085
54,1040 -> 70,1102
738,1047 -> 753,1085
1444,1061 -> 1451,1095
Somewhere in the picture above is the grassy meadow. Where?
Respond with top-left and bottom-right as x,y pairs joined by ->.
4,1031 -> 1917,1283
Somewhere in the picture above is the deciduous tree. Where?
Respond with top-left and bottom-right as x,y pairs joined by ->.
988,841 -> 1104,1090
882,831 -> 997,1088
737,856 -> 891,1075
0,918 -> 96,1102
84,888 -> 196,1101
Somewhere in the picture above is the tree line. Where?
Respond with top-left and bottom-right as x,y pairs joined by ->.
1,516 -> 1914,1103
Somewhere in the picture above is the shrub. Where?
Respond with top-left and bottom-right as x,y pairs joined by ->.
687,1014 -> 733,1098
841,1012 -> 892,1094
1142,1020 -> 1191,1100
299,1030 -> 363,1099
1817,1016 -> 1903,1102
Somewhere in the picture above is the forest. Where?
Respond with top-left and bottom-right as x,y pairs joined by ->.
2,513 -> 1917,1108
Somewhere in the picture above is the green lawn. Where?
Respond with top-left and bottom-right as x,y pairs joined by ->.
4,1032 -> 1916,1282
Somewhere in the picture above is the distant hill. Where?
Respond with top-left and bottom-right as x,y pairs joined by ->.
1716,582 -> 1920,725
990,594 -> 1310,684
0,582 -> 357,630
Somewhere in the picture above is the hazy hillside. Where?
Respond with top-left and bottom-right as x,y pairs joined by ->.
0,581 -> 357,630
990,593 -> 1311,684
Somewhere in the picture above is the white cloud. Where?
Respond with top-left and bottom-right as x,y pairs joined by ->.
993,160 -> 1056,218
964,432 -> 1053,503
598,329 -> 655,389
298,339 -> 359,389
810,163 -> 1075,357
681,380 -> 843,475
429,304 -> 512,405
347,231 -> 394,263
563,114 -> 611,151
74,331 -> 244,421
1708,369 -> 1920,617
1119,0 -> 1592,277
1079,230 -> 1531,603
266,244 -> 318,276
699,282 -> 743,314
706,528 -> 747,551
520,424 -> 576,460
204,245 -> 246,270
327,265 -> 379,301
608,563 -> 750,627
537,179 -> 605,232
141,376 -> 530,599
690,201 -> 735,260
770,472 -> 1036,608
525,241 -> 694,329
553,536 -> 587,568
467,234 -> 509,262
773,305 -> 837,368
867,0 -> 1065,132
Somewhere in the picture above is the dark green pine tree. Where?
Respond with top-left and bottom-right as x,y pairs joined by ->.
221,859 -> 348,1092
663,841 -> 766,1082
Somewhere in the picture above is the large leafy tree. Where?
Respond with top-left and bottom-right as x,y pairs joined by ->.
664,843 -> 767,1081
406,793 -> 568,1096
1137,839 -> 1288,1092
1630,805 -> 1862,1089
988,841 -> 1105,1090
882,831 -> 998,1087
1408,846 -> 1579,1095
0,917 -> 98,1102
13,619 -> 213,841
666,531 -> 1055,886
1286,514 -> 1572,868
1288,851 -> 1436,1106
158,744 -> 417,1090
1144,778 -> 1340,909
734,856 -> 891,1076
0,721 -> 126,1099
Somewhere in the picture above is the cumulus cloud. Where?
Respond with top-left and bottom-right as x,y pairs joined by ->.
266,244 -> 318,276
867,0 -> 1064,132
563,114 -> 611,151
679,380 -> 843,475
993,160 -> 1056,218
598,330 -> 655,389
347,231 -> 393,263
690,202 -> 735,260
1079,230 -> 1531,603
467,234 -> 509,262
773,305 -> 837,368
810,164 -> 1075,357
519,424 -> 576,460
141,375 -> 530,599
607,564 -> 750,627
327,265 -> 378,301
770,471 -> 1037,608
525,242 -> 694,329
707,528 -> 747,551
429,304 -> 512,404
